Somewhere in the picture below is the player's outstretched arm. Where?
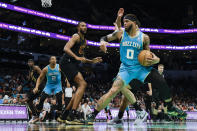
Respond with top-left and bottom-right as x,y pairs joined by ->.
100,8 -> 124,53
100,29 -> 122,53
115,8 -> 124,31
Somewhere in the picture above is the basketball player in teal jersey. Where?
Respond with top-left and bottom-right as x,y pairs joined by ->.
32,56 -> 63,123
87,8 -> 186,124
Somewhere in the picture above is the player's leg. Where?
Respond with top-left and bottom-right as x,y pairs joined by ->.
65,72 -> 87,124
36,86 -> 51,114
54,86 -> 63,111
36,92 -> 49,111
86,76 -> 125,124
72,72 -> 87,110
108,90 -> 144,125
60,61 -> 86,123
108,109 -> 112,120
95,77 -> 124,112
29,91 -> 49,123
145,69 -> 187,119
58,94 -> 75,122
26,91 -> 39,117
27,92 -> 40,123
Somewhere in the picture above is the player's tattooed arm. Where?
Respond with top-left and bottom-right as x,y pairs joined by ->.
143,34 -> 150,50
100,30 -> 122,42
143,34 -> 160,65
100,30 -> 122,53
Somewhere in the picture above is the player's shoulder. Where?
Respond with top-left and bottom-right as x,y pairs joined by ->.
43,66 -> 48,72
142,33 -> 150,42
72,33 -> 80,39
34,65 -> 40,70
143,33 -> 149,39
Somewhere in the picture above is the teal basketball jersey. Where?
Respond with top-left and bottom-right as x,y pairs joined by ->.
120,30 -> 144,66
46,64 -> 61,86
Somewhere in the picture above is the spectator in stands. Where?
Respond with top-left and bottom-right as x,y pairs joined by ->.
82,100 -> 92,120
39,98 -> 51,122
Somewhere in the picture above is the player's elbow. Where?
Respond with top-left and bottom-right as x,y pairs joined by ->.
64,46 -> 68,53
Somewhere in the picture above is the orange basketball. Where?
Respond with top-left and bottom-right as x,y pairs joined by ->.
138,50 -> 153,66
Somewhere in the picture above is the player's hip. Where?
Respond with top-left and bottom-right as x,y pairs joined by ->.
119,63 -> 152,72
45,83 -> 62,89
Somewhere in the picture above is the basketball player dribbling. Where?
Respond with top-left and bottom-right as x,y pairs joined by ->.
87,8 -> 186,125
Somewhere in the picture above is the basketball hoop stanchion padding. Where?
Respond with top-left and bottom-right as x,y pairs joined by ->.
41,0 -> 52,8
0,104 -> 29,121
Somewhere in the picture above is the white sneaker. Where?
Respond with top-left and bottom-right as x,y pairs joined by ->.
29,116 -> 39,124
134,110 -> 148,125
107,117 -> 123,125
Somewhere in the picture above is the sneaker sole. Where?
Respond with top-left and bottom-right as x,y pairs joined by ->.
57,118 -> 66,123
65,120 -> 84,125
134,112 -> 148,125
29,118 -> 39,124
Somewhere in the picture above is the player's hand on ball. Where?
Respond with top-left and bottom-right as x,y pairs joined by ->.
100,41 -> 110,53
146,53 -> 160,66
92,57 -> 103,63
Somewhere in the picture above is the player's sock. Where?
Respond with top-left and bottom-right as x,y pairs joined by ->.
118,111 -> 124,119
133,102 -> 142,111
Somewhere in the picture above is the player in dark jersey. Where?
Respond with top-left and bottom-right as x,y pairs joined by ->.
58,21 -> 102,124
24,59 -> 43,123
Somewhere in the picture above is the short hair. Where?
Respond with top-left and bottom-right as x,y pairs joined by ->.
28,59 -> 34,63
50,56 -> 56,59
158,64 -> 164,67
77,21 -> 86,28
124,14 -> 141,27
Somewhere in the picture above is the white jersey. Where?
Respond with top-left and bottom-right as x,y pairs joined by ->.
65,87 -> 73,98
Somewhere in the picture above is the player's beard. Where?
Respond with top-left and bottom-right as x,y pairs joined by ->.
80,29 -> 87,35
125,24 -> 133,33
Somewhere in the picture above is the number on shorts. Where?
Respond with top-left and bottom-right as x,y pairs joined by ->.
126,49 -> 134,59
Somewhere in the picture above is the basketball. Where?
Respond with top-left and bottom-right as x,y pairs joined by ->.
138,50 -> 153,66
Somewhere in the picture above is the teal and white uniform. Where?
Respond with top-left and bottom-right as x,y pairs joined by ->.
43,64 -> 62,95
117,30 -> 152,85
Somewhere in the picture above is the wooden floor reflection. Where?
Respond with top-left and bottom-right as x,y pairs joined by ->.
0,121 -> 196,131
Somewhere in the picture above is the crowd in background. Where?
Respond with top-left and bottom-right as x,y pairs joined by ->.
0,67 -> 197,113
